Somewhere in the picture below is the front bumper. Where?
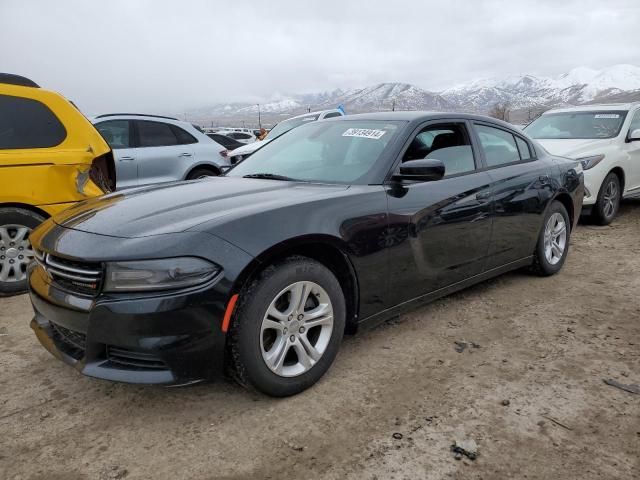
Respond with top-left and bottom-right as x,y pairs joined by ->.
29,267 -> 229,385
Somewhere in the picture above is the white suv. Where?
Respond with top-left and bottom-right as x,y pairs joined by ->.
93,114 -> 229,189
526,103 -> 640,224
228,109 -> 345,164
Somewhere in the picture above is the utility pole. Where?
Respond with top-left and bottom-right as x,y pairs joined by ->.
257,104 -> 261,129
242,120 -> 245,128
308,106 -> 311,113
392,99 -> 396,112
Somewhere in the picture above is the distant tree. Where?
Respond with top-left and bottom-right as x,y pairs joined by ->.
489,102 -> 511,122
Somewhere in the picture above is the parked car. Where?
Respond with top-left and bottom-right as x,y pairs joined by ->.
223,130 -> 256,144
93,114 -> 229,189
207,133 -> 245,151
228,109 -> 345,164
525,103 -> 640,224
0,73 -> 115,296
28,112 -> 583,396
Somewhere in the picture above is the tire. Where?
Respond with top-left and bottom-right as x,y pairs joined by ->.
228,256 -> 346,397
531,201 -> 571,277
0,207 -> 46,296
591,172 -> 621,225
186,167 -> 219,180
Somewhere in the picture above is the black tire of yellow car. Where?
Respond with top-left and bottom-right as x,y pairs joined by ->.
0,207 -> 45,296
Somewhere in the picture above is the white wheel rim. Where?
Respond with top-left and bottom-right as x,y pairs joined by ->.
0,224 -> 34,283
260,281 -> 334,377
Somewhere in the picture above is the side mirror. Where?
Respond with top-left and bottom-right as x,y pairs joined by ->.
628,129 -> 640,142
394,159 -> 445,182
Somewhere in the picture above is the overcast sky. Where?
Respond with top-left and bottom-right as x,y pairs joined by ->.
1,0 -> 639,114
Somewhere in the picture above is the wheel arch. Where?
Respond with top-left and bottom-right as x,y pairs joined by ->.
608,166 -> 626,192
0,202 -> 50,220
551,193 -> 575,228
230,235 -> 360,335
184,162 -> 221,179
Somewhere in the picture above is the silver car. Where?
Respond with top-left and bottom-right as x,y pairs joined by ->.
93,114 -> 229,189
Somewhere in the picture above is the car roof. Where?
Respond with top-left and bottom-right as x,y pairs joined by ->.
327,110 -> 517,129
543,102 -> 640,114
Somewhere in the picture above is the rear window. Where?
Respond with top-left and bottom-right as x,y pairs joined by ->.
0,94 -> 67,149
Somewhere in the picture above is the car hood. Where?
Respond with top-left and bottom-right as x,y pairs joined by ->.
229,139 -> 270,156
53,177 -> 349,238
535,138 -> 614,158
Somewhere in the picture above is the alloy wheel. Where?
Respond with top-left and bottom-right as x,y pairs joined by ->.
543,213 -> 567,266
260,281 -> 334,377
602,180 -> 619,219
0,225 -> 34,283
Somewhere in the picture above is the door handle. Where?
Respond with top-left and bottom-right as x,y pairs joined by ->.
119,156 -> 135,161
476,191 -> 492,202
179,152 -> 193,157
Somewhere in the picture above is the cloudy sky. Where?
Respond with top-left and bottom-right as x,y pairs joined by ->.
1,0 -> 639,114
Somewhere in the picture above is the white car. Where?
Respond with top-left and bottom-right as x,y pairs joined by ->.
93,114 -> 229,189
228,109 -> 345,164
525,103 -> 640,224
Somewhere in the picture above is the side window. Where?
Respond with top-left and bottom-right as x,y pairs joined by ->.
136,120 -> 179,147
170,125 -> 197,145
475,125 -> 521,167
402,123 -> 476,177
628,110 -> 640,135
515,136 -> 532,160
0,94 -> 66,149
323,112 -> 342,119
95,120 -> 131,149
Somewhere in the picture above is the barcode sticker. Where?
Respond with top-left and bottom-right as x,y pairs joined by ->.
342,128 -> 386,139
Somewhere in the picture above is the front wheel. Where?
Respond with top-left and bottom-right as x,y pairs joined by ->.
0,207 -> 45,296
531,201 -> 571,276
591,172 -> 620,225
228,256 -> 346,396
186,167 -> 219,180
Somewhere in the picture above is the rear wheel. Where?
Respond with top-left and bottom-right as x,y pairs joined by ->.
228,256 -> 346,397
591,172 -> 621,225
186,167 -> 219,180
0,207 -> 45,296
531,201 -> 570,276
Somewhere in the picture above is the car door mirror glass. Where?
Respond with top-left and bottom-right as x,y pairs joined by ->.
395,159 -> 445,182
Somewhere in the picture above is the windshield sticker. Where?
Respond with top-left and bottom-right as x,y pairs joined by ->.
342,128 -> 386,139
594,114 -> 620,119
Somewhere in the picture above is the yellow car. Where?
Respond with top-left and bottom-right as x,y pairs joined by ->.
0,73 -> 115,295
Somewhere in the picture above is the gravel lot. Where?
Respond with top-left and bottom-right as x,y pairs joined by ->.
1,201 -> 639,480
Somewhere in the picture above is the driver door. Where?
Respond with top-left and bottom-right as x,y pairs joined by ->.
384,120 -> 494,307
623,109 -> 640,195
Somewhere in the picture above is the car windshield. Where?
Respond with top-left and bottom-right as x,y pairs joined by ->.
525,111 -> 627,139
265,114 -> 321,140
227,120 -> 403,184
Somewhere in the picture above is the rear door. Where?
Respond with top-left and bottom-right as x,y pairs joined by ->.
133,120 -> 195,185
94,120 -> 137,189
472,122 -> 551,269
385,120 -> 494,307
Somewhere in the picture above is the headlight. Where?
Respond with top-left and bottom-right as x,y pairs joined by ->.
104,257 -> 220,292
577,154 -> 605,170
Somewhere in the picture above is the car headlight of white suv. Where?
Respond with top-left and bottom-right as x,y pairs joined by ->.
576,154 -> 605,170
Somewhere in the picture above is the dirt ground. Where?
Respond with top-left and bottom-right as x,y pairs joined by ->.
1,202 -> 639,480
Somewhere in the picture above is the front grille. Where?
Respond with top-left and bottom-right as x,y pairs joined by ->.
106,346 -> 168,371
50,322 -> 86,360
35,250 -> 103,295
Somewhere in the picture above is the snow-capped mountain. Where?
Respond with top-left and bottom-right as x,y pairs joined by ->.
441,64 -> 640,110
186,64 -> 640,124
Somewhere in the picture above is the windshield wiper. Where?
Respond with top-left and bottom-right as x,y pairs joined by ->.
242,173 -> 298,181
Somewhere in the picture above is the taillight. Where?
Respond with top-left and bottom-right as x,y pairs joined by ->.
90,152 -> 116,193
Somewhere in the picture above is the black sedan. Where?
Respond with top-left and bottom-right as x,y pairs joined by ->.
27,112 -> 583,396
206,133 -> 245,151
